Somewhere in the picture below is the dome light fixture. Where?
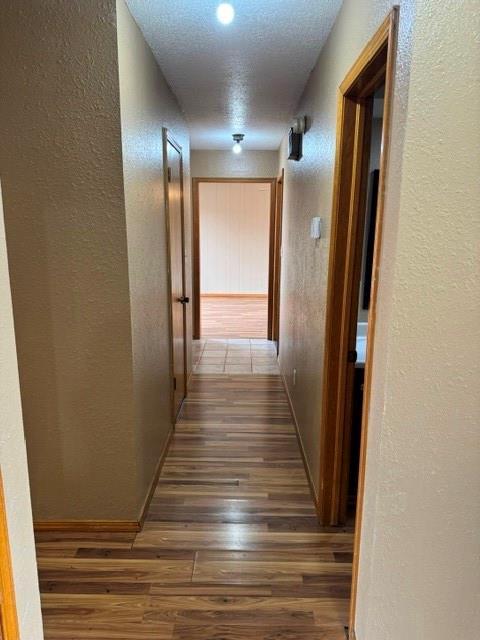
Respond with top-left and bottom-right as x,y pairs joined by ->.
217,3 -> 235,25
232,133 -> 244,154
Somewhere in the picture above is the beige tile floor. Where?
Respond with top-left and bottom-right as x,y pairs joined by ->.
193,338 -> 279,374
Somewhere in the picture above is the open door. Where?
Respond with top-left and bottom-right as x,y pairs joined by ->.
163,130 -> 188,419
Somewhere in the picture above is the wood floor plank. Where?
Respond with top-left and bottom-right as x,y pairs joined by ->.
171,624 -> 346,640
37,373 -> 352,639
42,622 -> 174,640
201,296 -> 268,338
192,559 -> 352,585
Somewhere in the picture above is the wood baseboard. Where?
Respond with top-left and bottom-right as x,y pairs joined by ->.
34,520 -> 140,532
201,293 -> 268,298
280,372 -> 321,518
138,427 -> 174,528
34,428 -> 175,535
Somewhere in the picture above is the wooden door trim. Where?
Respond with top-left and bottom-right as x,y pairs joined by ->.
272,169 -> 284,345
0,473 -> 19,640
267,179 -> 278,340
313,7 -> 398,635
163,128 -> 188,420
349,10 -> 398,633
192,177 -> 277,340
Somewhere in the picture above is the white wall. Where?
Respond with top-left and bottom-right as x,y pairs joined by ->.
0,180 -> 43,639
192,150 -> 278,178
199,182 -> 271,294
356,1 -> 480,638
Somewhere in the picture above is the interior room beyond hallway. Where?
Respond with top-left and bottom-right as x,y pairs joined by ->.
198,180 -> 271,339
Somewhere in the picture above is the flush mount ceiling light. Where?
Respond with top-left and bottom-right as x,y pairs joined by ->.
232,133 -> 244,154
217,3 -> 235,25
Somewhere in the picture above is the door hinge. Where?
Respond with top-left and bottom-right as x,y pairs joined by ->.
347,349 -> 358,363
173,376 -> 177,390
167,166 -> 172,182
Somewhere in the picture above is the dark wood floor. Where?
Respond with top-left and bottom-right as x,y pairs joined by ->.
36,375 -> 353,639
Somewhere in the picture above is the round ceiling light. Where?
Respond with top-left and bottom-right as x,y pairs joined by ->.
232,133 -> 244,154
217,3 -> 235,25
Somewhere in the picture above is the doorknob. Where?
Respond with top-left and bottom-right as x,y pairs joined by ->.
178,296 -> 190,304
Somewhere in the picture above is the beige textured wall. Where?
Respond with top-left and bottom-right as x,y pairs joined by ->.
192,150 -> 278,177
0,180 -> 44,638
279,0 -> 479,636
355,1 -> 480,637
0,0 -> 139,520
277,0 -> 416,498
1,0 -> 193,521
116,0 -> 192,504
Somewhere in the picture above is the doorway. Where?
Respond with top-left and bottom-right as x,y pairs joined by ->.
163,129 -> 188,419
344,85 -> 384,522
192,178 -> 277,340
313,9 -> 398,637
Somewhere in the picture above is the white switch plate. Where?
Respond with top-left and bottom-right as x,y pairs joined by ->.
310,216 -> 322,239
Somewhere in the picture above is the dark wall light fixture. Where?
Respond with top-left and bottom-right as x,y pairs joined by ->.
288,116 -> 307,161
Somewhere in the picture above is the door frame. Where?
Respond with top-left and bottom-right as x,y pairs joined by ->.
192,177 -> 277,340
312,8 -> 398,635
162,128 -> 188,420
0,473 -> 19,640
271,169 -> 284,348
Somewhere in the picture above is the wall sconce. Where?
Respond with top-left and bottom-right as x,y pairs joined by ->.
288,116 -> 307,161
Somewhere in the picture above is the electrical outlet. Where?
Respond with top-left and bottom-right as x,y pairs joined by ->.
293,368 -> 297,386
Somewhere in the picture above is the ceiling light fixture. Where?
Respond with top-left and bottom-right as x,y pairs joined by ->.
217,3 -> 235,25
232,133 -> 244,154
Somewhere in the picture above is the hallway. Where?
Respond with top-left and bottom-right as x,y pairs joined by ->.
36,375 -> 353,639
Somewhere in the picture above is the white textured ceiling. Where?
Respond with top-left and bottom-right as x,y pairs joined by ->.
125,0 -> 342,150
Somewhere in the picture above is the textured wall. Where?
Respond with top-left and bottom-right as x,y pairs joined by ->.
278,0 -> 479,636
116,0 -> 192,505
0,181 -> 44,638
192,150 -> 278,178
355,0 -> 480,638
0,0 -> 138,519
199,182 -> 271,294
277,0 -> 415,498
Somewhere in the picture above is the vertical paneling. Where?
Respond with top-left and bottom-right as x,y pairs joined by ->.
199,182 -> 271,294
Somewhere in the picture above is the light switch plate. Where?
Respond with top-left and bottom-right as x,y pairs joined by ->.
310,216 -> 322,239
